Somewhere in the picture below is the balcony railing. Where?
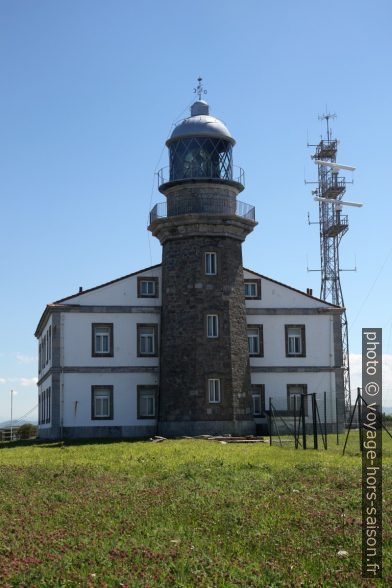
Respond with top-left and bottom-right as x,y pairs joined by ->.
149,197 -> 255,224
157,165 -> 245,187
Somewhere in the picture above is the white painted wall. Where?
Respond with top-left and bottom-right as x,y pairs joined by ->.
61,267 -> 162,307
62,312 -> 160,367
62,372 -> 158,427
251,371 -> 337,422
244,269 -> 335,309
248,314 -> 334,367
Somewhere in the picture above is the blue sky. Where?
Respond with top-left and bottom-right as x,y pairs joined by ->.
1,0 -> 391,421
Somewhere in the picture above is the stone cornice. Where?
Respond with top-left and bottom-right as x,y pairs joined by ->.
246,307 -> 342,315
149,213 -> 257,245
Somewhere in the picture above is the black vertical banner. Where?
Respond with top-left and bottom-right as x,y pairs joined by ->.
362,329 -> 382,578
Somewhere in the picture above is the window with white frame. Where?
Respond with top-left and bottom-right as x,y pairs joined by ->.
138,324 -> 158,356
138,277 -> 158,298
244,279 -> 261,299
251,384 -> 265,416
287,384 -> 308,416
208,378 -> 221,403
91,386 -> 113,419
205,252 -> 217,275
137,386 -> 157,418
48,326 -> 52,362
285,325 -> 305,357
92,323 -> 113,357
46,387 -> 51,423
248,326 -> 260,355
207,314 -> 219,338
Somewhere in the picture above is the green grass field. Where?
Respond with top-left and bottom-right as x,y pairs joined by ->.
0,433 -> 390,587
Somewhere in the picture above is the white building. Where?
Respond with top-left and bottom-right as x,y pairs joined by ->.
35,263 -> 344,439
35,91 -> 344,440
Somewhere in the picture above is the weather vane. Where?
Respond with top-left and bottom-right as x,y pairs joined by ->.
194,77 -> 207,101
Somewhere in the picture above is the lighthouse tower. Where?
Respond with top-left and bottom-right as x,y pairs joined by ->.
148,82 -> 257,436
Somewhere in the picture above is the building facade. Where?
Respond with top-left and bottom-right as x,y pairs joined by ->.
35,96 -> 344,440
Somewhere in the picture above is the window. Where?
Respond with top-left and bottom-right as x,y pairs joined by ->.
205,252 -> 217,275
251,384 -> 265,416
91,386 -> 113,420
38,392 -> 42,424
247,325 -> 263,357
244,279 -> 261,300
285,325 -> 306,357
208,379 -> 221,403
137,277 -> 158,298
42,335 -> 46,368
287,384 -> 308,416
137,385 -> 158,418
48,326 -> 52,361
45,387 -> 51,423
207,314 -> 219,338
137,324 -> 158,356
92,323 -> 113,357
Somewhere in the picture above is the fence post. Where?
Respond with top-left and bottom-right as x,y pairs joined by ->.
358,387 -> 363,452
301,394 -> 306,450
324,391 -> 328,450
312,394 -> 318,449
269,397 -> 272,446
294,395 -> 298,449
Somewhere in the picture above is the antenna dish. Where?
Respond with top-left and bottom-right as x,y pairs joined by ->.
314,196 -> 363,208
314,160 -> 356,172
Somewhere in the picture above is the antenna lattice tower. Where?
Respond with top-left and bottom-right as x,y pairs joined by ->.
310,112 -> 351,420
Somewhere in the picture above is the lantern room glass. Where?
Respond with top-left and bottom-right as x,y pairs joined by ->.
169,137 -> 233,181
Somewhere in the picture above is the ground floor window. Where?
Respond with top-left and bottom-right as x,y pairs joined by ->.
287,384 -> 308,416
137,385 -> 158,418
38,387 -> 51,425
251,384 -> 265,416
91,386 -> 113,420
208,378 -> 221,403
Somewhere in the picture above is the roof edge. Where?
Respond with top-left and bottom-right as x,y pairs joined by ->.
54,263 -> 161,304
34,263 -> 162,337
243,267 -> 343,309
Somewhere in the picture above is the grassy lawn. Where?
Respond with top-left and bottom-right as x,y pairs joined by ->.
0,433 -> 390,587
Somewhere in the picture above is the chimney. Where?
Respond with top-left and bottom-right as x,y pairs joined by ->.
79,286 -> 83,293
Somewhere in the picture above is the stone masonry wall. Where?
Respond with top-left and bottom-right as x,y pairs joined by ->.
158,233 -> 254,435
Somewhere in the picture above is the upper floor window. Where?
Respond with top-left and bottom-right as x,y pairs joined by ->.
138,277 -> 159,298
205,252 -> 217,275
48,326 -> 52,361
285,325 -> 306,357
244,279 -> 261,300
247,325 -> 263,357
207,314 -> 219,338
137,385 -> 157,418
251,384 -> 265,416
137,324 -> 158,357
91,385 -> 113,419
92,323 -> 114,357
208,378 -> 221,403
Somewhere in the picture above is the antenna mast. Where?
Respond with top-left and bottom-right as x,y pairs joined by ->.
308,111 -> 355,421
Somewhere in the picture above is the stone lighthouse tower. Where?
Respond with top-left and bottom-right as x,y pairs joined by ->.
149,81 -> 257,436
